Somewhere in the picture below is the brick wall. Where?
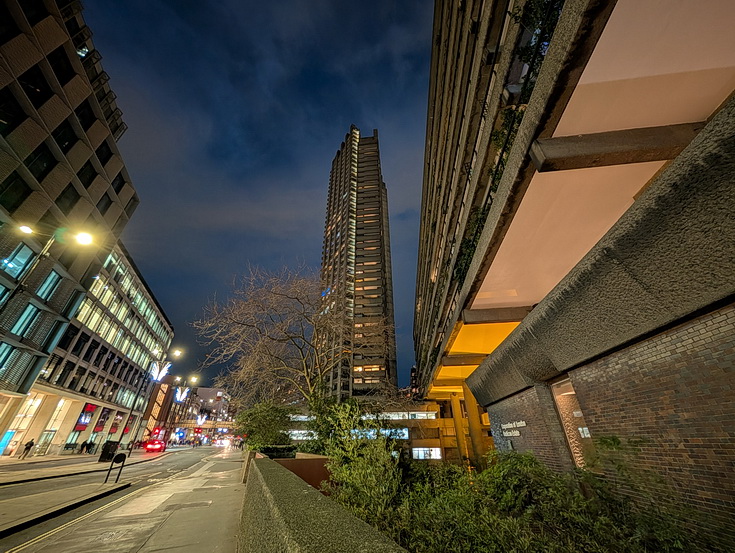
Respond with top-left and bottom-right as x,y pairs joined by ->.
487,384 -> 574,471
570,303 -> 735,548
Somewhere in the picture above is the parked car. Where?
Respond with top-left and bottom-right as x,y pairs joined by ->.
144,440 -> 166,452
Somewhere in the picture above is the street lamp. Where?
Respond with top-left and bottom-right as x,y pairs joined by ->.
1,225 -> 95,311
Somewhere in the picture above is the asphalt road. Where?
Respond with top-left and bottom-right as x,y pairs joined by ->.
0,447 -> 217,550
0,451 -> 144,473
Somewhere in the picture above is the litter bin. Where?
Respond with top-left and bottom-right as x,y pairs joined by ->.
98,440 -> 120,462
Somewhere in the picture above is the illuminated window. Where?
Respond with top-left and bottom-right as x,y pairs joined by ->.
37,270 -> 61,300
412,448 -> 442,460
2,243 -> 35,278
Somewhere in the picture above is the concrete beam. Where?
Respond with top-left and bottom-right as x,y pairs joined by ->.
462,306 -> 533,324
530,122 -> 705,172
468,97 -> 735,408
441,354 -> 487,366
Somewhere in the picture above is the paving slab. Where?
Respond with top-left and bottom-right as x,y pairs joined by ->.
5,448 -> 244,553
0,481 -> 131,539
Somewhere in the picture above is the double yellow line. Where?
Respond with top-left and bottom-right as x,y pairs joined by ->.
6,468 -> 182,552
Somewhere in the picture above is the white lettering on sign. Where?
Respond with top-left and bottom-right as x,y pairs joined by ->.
500,420 -> 527,430
502,430 -> 521,437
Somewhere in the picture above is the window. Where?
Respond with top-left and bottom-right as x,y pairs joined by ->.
95,141 -> 113,165
21,0 -> 48,26
11,303 -> 40,336
52,119 -> 77,153
0,3 -> 20,43
0,87 -> 26,137
2,243 -> 34,278
74,99 -> 95,130
125,195 -> 139,217
37,270 -> 61,300
55,183 -> 80,215
0,171 -> 32,214
25,142 -> 57,182
58,247 -> 78,270
412,448 -> 442,460
111,172 -> 125,194
0,283 -> 8,305
77,160 -> 97,188
95,193 -> 112,215
0,342 -> 16,377
19,65 -> 53,108
47,46 -> 76,85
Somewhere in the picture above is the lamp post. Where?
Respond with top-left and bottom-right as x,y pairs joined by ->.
123,348 -> 182,448
1,225 -> 94,313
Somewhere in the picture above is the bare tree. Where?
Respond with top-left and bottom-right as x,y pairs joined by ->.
194,267 -> 347,407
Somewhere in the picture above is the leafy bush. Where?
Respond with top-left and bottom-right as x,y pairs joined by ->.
327,447 -> 697,553
235,401 -> 292,451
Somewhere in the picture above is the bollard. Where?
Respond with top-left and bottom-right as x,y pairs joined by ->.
105,452 -> 127,483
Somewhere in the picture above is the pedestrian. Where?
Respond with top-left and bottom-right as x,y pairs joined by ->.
79,440 -> 88,454
18,438 -> 35,460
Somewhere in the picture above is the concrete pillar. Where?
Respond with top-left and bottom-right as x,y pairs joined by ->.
450,392 -> 470,464
51,399 -> 81,454
463,382 -> 487,467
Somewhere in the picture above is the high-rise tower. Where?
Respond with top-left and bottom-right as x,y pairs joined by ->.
321,126 -> 396,399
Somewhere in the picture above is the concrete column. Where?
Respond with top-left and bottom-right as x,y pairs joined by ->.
463,382 -> 487,466
51,399 -> 81,454
450,392 -> 470,464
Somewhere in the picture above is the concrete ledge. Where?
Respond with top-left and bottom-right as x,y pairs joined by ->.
468,92 -> 735,407
240,458 -> 406,553
0,481 -> 131,539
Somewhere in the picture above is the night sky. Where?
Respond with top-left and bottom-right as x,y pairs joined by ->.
83,1 -> 434,386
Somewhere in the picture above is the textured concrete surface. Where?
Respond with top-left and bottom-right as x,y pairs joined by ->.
241,458 -> 406,553
469,93 -> 735,407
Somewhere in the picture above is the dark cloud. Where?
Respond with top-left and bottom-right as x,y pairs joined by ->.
85,1 -> 432,384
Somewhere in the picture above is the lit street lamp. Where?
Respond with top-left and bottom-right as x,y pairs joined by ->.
1,225 -> 95,312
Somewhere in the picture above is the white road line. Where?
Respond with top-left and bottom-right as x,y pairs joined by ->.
6,457 -> 201,552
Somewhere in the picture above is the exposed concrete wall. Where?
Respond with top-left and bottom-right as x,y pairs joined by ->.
468,92 -> 735,407
240,458 -> 406,553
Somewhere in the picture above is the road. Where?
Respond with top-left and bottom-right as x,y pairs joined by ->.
0,447 -> 224,551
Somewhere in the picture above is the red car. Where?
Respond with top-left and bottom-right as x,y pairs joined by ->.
144,440 -> 166,452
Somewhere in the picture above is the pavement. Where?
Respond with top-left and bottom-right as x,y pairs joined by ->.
0,447 -> 245,552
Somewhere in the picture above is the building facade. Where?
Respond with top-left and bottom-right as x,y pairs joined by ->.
414,0 -> 735,546
169,387 -> 233,445
321,126 -> 397,399
1,243 -> 173,456
0,0 -> 141,448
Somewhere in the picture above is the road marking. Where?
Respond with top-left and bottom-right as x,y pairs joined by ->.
5,486 -> 147,552
5,459 -> 194,552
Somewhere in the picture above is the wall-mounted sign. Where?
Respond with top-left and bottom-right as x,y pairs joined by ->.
500,420 -> 527,438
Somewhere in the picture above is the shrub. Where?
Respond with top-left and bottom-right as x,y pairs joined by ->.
235,401 -> 292,451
